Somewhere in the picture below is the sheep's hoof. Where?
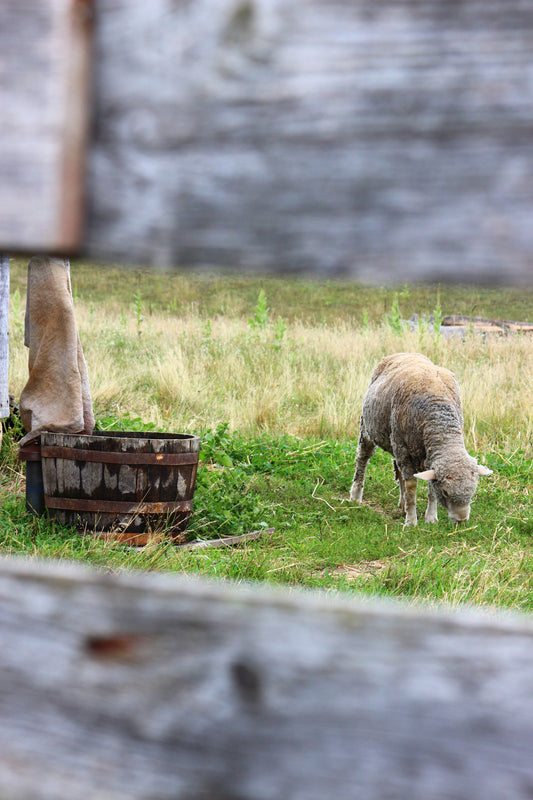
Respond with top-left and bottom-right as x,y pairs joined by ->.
403,517 -> 418,527
425,513 -> 438,523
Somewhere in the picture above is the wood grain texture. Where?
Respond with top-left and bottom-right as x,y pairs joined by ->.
176,526 -> 275,549
3,1 -> 533,281
2,557 -> 533,799
85,0 -> 533,281
0,0 -> 92,252
0,256 -> 9,418
41,431 -> 200,536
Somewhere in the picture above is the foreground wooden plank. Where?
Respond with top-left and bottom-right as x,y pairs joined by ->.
2,557 -> 533,799
0,0 -> 92,252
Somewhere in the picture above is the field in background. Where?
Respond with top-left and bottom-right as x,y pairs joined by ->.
2,258 -> 532,610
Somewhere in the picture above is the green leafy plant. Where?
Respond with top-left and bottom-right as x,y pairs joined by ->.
248,289 -> 269,330
273,317 -> 287,350
432,288 -> 444,334
95,414 -> 159,432
386,292 -> 405,333
200,422 -> 234,467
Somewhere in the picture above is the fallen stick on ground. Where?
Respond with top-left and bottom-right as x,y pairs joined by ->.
177,528 -> 275,551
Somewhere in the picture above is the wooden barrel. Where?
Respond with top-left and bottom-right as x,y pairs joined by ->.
40,431 -> 200,545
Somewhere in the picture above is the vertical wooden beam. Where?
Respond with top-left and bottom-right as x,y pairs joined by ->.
0,1 -> 92,252
0,256 -> 9,420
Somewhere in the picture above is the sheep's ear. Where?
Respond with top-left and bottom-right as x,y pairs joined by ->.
413,469 -> 436,481
477,464 -> 492,476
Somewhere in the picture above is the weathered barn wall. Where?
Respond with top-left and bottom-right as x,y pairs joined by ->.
2,1 -> 533,281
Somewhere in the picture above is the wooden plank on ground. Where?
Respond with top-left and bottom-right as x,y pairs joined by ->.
0,0 -> 92,252
2,557 -> 533,799
442,315 -> 533,333
176,526 -> 275,550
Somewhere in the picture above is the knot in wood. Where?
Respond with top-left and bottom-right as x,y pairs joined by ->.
231,658 -> 262,706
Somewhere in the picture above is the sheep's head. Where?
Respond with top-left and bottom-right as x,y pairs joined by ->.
414,459 -> 492,523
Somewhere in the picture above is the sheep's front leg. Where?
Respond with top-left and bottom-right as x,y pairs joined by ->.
424,481 -> 438,523
403,478 -> 418,526
350,431 -> 375,503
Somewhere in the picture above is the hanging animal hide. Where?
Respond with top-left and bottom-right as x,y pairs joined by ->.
19,256 -> 94,446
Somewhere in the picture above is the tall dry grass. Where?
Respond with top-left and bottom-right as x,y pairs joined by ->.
8,294 -> 533,457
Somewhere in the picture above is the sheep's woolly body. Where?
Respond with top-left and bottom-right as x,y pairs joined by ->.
363,353 -> 464,471
351,353 -> 488,525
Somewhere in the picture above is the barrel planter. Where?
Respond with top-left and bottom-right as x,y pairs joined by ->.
40,431 -> 200,545
18,441 -> 45,516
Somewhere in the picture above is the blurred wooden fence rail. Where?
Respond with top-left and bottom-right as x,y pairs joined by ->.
2,0 -> 533,281
3,557 -> 533,799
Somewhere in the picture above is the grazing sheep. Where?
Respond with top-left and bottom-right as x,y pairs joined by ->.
350,353 -> 492,525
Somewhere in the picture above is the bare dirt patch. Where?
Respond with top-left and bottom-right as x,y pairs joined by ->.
331,559 -> 390,581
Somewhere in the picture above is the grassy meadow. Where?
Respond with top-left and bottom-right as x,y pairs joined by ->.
2,258 -> 533,610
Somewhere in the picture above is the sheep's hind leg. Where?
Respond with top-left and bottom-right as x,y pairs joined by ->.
393,460 -> 407,514
350,432 -> 375,503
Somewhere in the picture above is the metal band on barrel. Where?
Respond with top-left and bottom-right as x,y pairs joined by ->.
41,446 -> 198,466
44,496 -> 193,513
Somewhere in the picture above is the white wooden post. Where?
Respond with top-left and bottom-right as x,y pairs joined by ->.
0,255 -> 9,420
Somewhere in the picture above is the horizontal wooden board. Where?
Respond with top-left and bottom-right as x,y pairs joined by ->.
3,1 -> 533,281
2,557 -> 533,798
84,0 -> 533,281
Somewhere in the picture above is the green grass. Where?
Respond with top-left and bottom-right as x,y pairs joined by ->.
2,421 -> 531,610
2,258 -> 533,611
9,257 -> 533,327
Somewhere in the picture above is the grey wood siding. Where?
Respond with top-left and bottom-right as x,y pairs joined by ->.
0,1 -> 92,252
2,1 -> 533,281
1,557 -> 533,799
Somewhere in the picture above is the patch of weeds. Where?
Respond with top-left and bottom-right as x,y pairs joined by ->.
200,422 -> 235,468
95,414 -> 160,433
432,287 -> 444,332
273,317 -> 287,350
247,289 -> 288,349
248,289 -> 269,330
386,288 -> 410,333
191,464 -> 272,540
201,319 -> 213,349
